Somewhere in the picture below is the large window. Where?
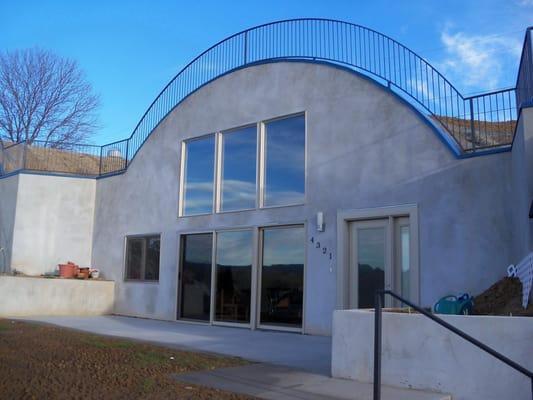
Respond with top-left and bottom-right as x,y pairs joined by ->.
182,135 -> 215,216
179,113 -> 305,216
263,115 -> 305,207
219,126 -> 257,212
215,230 -> 253,323
260,226 -> 305,328
125,235 -> 160,281
179,233 -> 213,321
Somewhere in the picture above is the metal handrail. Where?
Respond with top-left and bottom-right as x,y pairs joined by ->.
373,289 -> 533,400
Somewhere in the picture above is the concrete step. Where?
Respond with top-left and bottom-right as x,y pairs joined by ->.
173,363 -> 451,400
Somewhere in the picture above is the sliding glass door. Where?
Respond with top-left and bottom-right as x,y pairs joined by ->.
179,233 -> 213,321
214,230 -> 253,324
179,225 -> 305,331
259,226 -> 305,329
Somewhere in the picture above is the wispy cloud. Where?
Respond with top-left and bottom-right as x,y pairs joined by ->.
436,29 -> 522,91
517,0 -> 533,6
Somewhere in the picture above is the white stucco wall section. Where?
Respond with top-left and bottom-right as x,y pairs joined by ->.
10,174 -> 96,275
511,106 -> 533,262
332,310 -> 533,400
0,174 -> 19,272
91,61 -> 514,335
0,276 -> 114,316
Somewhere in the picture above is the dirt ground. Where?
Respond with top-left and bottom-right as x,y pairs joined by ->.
0,319 -> 253,400
473,277 -> 533,316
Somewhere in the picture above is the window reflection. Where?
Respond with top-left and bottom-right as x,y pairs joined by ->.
125,238 -> 143,280
357,227 -> 385,309
183,136 -> 215,215
125,235 -> 160,281
220,127 -> 257,211
215,230 -> 252,323
260,226 -> 305,328
180,233 -> 213,321
264,115 -> 305,207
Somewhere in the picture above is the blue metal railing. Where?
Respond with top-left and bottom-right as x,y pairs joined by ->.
0,19 -> 530,178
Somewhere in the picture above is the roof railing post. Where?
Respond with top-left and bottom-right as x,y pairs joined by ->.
124,139 -> 129,170
98,145 -> 103,176
22,140 -> 28,171
469,98 -> 477,152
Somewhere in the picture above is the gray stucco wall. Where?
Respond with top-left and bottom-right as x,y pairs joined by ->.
511,107 -> 533,262
0,174 -> 19,272
92,61 -> 513,335
10,174 -> 96,275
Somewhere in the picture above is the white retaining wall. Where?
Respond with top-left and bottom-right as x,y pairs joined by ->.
332,309 -> 533,400
0,276 -> 114,316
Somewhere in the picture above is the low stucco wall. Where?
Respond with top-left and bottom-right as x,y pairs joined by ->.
0,276 -> 114,316
332,309 -> 533,400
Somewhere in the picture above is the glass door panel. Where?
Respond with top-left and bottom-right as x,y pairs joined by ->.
215,230 -> 252,324
179,233 -> 213,321
356,225 -> 387,308
395,217 -> 411,301
259,226 -> 305,328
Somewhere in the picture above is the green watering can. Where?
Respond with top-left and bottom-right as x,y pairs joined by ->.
434,293 -> 473,315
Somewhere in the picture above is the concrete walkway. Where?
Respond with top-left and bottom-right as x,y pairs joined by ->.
19,315 -> 331,374
173,364 -> 451,400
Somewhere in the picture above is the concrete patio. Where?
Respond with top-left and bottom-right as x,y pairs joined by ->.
18,315 -> 332,374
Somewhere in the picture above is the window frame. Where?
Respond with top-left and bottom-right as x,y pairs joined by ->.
256,223 -> 307,333
178,112 -> 307,218
124,233 -> 161,283
179,133 -> 217,217
259,113 -> 307,209
215,124 -> 260,214
175,221 -> 306,333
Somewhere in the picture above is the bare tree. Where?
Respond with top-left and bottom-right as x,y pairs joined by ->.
0,48 -> 99,147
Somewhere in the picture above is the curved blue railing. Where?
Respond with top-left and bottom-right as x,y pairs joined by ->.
1,19 -> 525,177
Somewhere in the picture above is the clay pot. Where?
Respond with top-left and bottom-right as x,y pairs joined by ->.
59,263 -> 78,278
77,268 -> 90,279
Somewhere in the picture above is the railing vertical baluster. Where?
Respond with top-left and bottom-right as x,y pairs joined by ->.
98,145 -> 103,176
469,98 -> 476,151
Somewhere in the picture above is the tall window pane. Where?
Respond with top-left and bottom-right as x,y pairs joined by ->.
215,230 -> 252,323
220,127 -> 257,211
180,233 -> 213,321
264,115 -> 305,207
260,226 -> 305,328
183,136 -> 215,215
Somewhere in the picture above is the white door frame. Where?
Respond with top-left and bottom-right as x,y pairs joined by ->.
336,204 -> 420,309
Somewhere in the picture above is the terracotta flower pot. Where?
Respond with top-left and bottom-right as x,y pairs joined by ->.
77,267 -> 90,279
58,263 -> 78,278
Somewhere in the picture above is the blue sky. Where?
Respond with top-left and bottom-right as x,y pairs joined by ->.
2,0 -> 531,144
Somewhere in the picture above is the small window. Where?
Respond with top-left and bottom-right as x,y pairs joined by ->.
263,115 -> 305,207
220,126 -> 257,211
182,135 -> 215,215
125,235 -> 160,281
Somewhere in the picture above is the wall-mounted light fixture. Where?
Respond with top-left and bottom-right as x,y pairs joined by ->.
317,211 -> 325,232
